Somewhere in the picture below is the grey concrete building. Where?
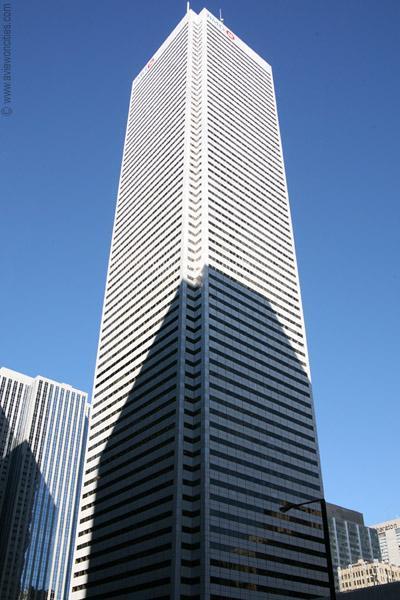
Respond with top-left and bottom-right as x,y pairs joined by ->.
71,7 -> 330,599
327,503 -> 381,591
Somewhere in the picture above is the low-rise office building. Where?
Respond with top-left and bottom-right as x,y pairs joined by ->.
339,559 -> 400,591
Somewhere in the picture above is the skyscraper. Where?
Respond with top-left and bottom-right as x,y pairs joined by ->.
72,8 -> 330,599
0,367 -> 88,600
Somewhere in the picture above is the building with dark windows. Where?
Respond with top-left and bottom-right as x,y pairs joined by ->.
318,581 -> 400,599
327,502 -> 381,591
0,367 -> 88,600
71,7 -> 330,599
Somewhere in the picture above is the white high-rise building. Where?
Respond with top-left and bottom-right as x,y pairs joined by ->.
72,8 -> 329,599
372,518 -> 400,567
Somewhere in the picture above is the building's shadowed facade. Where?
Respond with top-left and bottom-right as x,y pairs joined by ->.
73,269 -> 330,599
0,405 -> 44,600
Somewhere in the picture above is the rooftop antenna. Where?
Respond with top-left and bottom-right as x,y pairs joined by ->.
186,1 -> 190,14
219,8 -> 224,22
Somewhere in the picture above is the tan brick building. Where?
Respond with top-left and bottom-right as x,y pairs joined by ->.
339,559 -> 400,592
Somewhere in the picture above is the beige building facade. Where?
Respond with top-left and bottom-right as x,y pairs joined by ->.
339,559 -> 400,592
371,518 -> 400,567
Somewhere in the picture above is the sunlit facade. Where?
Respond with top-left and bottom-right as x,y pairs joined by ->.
371,518 -> 400,567
339,559 -> 400,591
72,8 -> 329,599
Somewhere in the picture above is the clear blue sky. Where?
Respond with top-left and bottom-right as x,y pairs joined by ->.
1,0 -> 399,525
